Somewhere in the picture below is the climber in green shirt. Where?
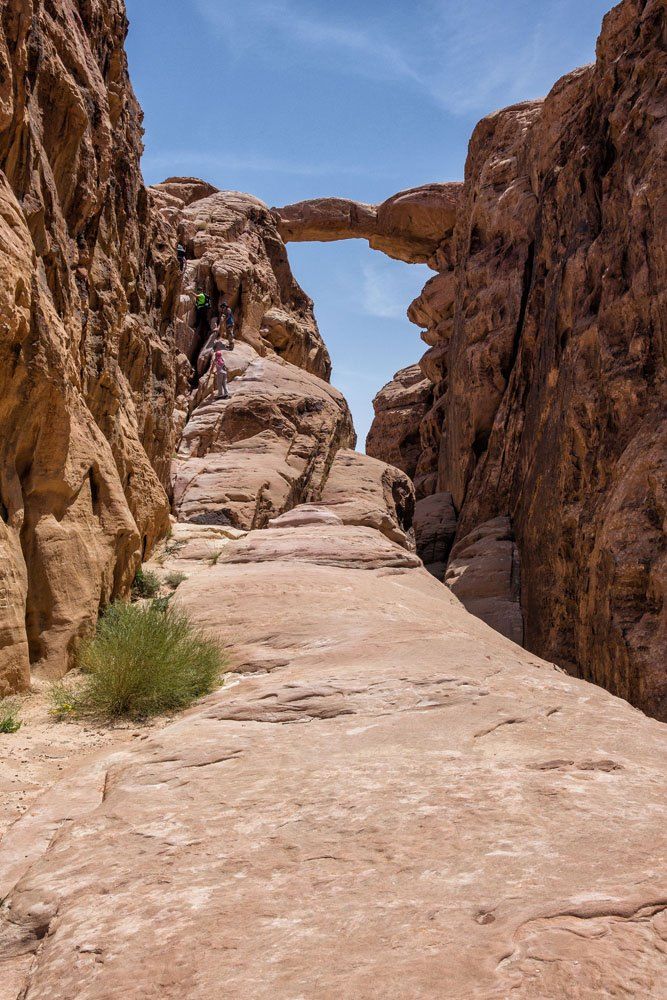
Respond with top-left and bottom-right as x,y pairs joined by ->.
193,288 -> 210,336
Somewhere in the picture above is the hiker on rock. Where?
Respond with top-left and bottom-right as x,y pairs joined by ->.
177,242 -> 186,271
212,334 -> 230,399
194,288 -> 210,336
221,301 -> 235,350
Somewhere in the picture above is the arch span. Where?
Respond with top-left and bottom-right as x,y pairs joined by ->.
272,182 -> 462,265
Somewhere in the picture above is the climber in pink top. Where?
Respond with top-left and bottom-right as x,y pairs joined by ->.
212,336 -> 230,399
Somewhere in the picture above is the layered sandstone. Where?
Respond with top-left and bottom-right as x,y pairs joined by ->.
369,0 -> 667,718
274,183 -> 462,265
2,511 -> 666,998
365,365 -> 433,482
148,184 -> 356,533
1,2 -> 666,995
156,187 -> 332,381
0,0 -> 178,695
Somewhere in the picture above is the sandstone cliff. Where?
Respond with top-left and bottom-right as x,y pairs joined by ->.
367,0 -> 667,719
0,0 -> 179,694
366,365 -> 433,486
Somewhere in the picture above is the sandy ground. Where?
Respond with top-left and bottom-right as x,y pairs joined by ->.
0,680 -> 168,845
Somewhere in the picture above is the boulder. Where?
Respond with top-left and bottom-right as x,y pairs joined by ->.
366,365 -> 433,480
319,450 -> 415,549
445,518 -> 524,647
413,492 -> 458,580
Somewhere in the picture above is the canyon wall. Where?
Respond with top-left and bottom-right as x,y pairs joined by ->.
366,0 -> 666,719
0,0 -> 179,694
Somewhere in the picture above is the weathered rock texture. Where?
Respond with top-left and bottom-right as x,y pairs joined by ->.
149,184 -> 356,532
1,3 -> 667,993
365,365 -> 433,481
369,0 -> 667,718
0,0 -> 179,694
2,511 -> 666,998
155,187 -> 332,381
274,183 -> 462,265
173,353 -> 354,529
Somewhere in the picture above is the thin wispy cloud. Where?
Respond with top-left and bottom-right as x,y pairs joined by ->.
194,0 -> 420,88
361,259 -> 429,322
193,0 -> 606,116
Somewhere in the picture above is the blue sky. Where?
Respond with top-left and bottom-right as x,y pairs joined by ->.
126,0 -> 613,445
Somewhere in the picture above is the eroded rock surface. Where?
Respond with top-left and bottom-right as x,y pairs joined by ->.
369,0 -> 667,718
155,186 -> 332,381
0,0 -> 178,693
173,354 -> 354,529
366,365 -> 433,482
1,2 -> 666,996
274,183 -> 462,264
2,518 -> 666,999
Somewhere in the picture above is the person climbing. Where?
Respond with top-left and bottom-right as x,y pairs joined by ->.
177,242 -> 186,272
194,288 -> 210,336
212,335 -> 230,399
221,301 -> 235,350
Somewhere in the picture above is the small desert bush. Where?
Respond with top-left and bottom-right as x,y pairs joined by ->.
0,699 -> 22,734
165,571 -> 187,590
51,602 -> 225,720
132,567 -> 161,599
151,595 -> 173,614
50,682 -> 79,719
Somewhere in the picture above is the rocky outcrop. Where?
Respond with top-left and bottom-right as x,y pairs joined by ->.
1,5 -> 667,994
173,352 -> 354,529
318,449 -> 415,549
371,0 -> 667,718
274,183 -> 462,264
149,184 -> 355,532
413,492 -> 458,581
0,1 -> 179,694
162,189 -> 332,381
365,365 -> 433,481
445,518 -> 524,647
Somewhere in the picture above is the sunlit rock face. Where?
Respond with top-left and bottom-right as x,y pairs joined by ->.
0,0 -> 179,693
369,0 -> 667,719
273,183 -> 462,265
366,365 -> 433,487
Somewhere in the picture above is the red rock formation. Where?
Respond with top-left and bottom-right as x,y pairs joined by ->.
3,498 -> 667,999
365,365 -> 433,483
2,6 -> 667,995
373,0 -> 667,718
0,0 -> 179,694
274,183 -> 462,265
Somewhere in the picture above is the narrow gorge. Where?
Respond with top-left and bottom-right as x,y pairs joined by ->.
0,0 -> 665,997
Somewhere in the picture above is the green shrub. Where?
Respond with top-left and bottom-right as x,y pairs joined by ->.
0,699 -> 22,734
165,571 -> 187,590
53,602 -> 225,720
132,567 -> 161,599
49,683 -> 79,719
151,595 -> 173,614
